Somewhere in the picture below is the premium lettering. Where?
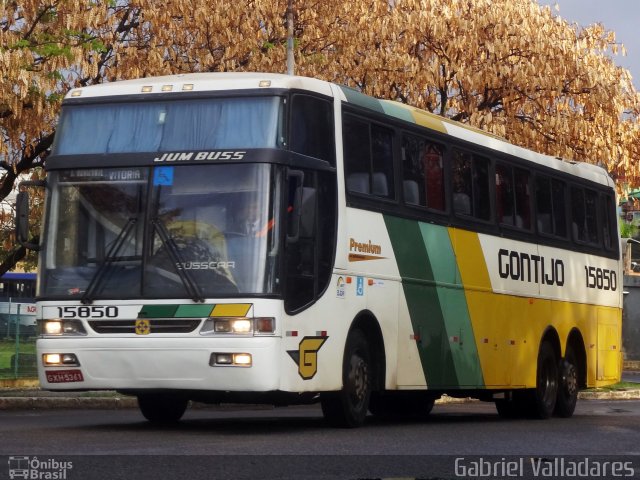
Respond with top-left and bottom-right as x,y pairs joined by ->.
349,238 -> 382,255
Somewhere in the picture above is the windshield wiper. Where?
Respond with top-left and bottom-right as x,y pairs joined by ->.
152,218 -> 205,303
81,217 -> 137,305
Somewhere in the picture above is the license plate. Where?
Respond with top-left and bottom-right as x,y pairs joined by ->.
46,369 -> 84,383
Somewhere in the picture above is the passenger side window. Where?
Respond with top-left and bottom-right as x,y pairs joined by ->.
496,163 -> 531,229
535,176 -> 567,238
401,133 -> 445,211
343,113 -> 394,199
601,194 -> 617,252
571,186 -> 599,245
290,95 -> 335,165
452,149 -> 490,220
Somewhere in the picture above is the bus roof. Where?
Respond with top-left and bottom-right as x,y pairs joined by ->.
64,72 -> 614,188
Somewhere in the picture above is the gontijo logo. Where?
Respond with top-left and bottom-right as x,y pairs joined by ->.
287,336 -> 328,380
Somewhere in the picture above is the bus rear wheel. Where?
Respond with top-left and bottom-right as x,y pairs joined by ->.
554,349 -> 578,418
528,341 -> 559,419
137,393 -> 189,424
321,329 -> 372,427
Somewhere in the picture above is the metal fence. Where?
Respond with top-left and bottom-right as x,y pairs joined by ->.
0,303 -> 37,379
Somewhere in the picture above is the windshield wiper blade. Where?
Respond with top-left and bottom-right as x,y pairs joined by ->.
152,218 -> 205,303
81,217 -> 137,305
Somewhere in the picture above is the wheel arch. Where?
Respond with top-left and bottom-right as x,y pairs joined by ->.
540,326 -> 562,362
348,309 -> 386,392
565,328 -> 588,389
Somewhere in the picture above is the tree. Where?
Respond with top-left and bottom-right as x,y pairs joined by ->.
0,1 -> 143,269
1,0 -> 638,273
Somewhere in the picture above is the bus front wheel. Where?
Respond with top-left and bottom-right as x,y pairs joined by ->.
321,329 -> 372,427
137,393 -> 189,424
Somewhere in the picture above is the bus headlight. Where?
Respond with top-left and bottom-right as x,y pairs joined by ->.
40,319 -> 87,336
199,317 -> 275,335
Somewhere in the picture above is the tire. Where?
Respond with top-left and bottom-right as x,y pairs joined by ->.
554,348 -> 579,418
321,329 -> 372,427
528,341 -> 559,419
137,393 -> 189,424
369,391 -> 435,419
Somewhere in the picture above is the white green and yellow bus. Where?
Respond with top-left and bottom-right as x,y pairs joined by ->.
20,73 -> 622,427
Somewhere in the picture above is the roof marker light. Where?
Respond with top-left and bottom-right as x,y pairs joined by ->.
161,84 -> 173,92
70,90 -> 82,97
182,84 -> 194,91
259,80 -> 271,87
141,86 -> 153,93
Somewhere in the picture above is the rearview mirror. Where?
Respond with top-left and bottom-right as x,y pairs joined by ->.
15,180 -> 45,251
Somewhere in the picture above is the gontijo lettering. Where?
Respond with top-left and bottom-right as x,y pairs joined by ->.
498,248 -> 565,286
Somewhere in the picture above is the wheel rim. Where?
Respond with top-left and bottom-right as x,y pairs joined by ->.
562,362 -> 578,397
346,353 -> 369,409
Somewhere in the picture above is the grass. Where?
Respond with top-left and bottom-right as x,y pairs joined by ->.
0,338 -> 37,375
587,381 -> 640,391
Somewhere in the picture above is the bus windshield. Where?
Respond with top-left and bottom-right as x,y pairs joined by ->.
53,96 -> 283,154
40,164 -> 281,300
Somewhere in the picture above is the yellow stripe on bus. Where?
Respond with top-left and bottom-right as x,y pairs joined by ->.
209,304 -> 252,317
448,228 -> 621,388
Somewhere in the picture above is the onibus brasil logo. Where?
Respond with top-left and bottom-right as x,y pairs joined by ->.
8,456 -> 73,479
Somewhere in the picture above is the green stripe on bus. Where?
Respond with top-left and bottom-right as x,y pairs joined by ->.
380,101 -> 416,124
175,304 -> 215,318
384,216 -> 458,387
420,224 -> 484,387
339,86 -> 386,114
137,304 -> 179,318
385,216 -> 484,388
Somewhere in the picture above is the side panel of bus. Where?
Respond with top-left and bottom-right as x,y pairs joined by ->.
384,215 -> 622,391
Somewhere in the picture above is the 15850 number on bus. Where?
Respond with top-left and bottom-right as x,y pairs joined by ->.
584,266 -> 617,291
56,306 -> 119,318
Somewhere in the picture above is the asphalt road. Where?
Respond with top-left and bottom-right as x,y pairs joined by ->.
1,399 -> 639,479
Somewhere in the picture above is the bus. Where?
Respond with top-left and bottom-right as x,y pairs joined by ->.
18,72 -> 622,426
0,272 -> 37,337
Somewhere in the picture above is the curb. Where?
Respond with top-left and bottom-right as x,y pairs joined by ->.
578,389 -> 640,400
1,390 -> 639,410
0,396 -> 137,410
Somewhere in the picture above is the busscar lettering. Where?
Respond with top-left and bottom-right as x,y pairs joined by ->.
497,248 -> 564,286
154,151 -> 246,162
176,261 -> 236,270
